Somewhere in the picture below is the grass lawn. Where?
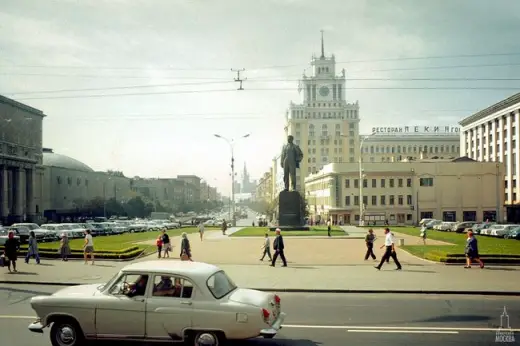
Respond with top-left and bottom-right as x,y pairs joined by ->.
35,227 -> 201,251
396,227 -> 520,259
230,227 -> 345,237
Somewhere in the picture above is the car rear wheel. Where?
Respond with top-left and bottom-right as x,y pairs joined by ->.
191,331 -> 223,346
49,318 -> 84,346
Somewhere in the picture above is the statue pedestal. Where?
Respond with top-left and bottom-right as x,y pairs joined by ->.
269,190 -> 309,231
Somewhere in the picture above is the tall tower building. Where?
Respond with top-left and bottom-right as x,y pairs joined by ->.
285,32 -> 361,192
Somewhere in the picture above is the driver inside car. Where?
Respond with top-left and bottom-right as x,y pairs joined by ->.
126,275 -> 148,297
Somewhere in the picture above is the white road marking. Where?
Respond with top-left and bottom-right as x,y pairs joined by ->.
348,330 -> 459,334
283,324 -> 520,332
0,316 -> 518,334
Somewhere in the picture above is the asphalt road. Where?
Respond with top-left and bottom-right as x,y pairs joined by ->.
1,284 -> 518,346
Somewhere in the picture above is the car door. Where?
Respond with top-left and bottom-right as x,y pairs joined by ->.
145,274 -> 193,342
95,273 -> 148,339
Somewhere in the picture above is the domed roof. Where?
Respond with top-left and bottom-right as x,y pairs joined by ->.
42,148 -> 95,172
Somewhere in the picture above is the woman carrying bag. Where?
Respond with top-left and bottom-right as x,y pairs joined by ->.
180,232 -> 192,261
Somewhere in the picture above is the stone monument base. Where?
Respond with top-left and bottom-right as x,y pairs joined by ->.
273,190 -> 309,231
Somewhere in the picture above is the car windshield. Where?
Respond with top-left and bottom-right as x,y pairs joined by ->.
206,270 -> 237,299
99,271 -> 122,291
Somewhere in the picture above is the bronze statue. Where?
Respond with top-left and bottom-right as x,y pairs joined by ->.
280,135 -> 303,191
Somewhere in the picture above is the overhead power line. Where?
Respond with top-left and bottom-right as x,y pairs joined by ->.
15,86 -> 520,101
2,52 -> 520,72
4,77 -> 520,96
2,62 -> 520,80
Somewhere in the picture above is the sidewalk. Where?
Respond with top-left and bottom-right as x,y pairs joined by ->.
1,258 -> 518,293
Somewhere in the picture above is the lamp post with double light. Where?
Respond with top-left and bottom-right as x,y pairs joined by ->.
341,131 -> 375,226
214,133 -> 250,227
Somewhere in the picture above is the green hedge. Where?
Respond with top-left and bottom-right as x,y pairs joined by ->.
423,253 -> 520,264
0,245 -> 139,254
8,248 -> 144,260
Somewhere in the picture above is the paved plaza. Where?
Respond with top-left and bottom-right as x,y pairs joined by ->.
1,227 -> 518,293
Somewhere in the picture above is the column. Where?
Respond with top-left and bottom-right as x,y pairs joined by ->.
13,167 -> 25,222
0,166 -> 9,221
25,168 -> 35,220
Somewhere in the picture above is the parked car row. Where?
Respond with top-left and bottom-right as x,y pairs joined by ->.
420,218 -> 520,240
0,219 -> 181,244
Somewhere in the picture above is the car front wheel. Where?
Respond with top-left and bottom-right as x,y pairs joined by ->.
49,319 -> 84,346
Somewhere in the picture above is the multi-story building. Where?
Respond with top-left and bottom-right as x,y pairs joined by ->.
459,92 -> 520,221
0,95 -> 45,224
305,159 -> 504,225
255,171 -> 273,203
177,175 -> 201,204
284,36 -> 360,193
363,132 -> 460,163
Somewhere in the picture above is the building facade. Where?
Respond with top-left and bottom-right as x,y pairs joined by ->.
363,133 -> 460,163
459,92 -> 520,221
255,170 -> 273,203
305,159 -> 504,225
284,36 -> 360,193
0,96 -> 45,224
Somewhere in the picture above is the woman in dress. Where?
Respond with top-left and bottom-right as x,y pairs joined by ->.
180,232 -> 192,260
465,231 -> 484,269
3,231 -> 20,273
59,233 -> 71,261
25,231 -> 40,264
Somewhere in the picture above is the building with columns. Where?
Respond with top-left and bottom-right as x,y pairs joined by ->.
284,33 -> 360,193
363,132 -> 460,163
0,95 -> 45,224
305,159 -> 504,225
459,92 -> 520,222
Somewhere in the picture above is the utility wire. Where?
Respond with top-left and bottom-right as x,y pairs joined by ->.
4,77 -> 520,96
2,62 -> 520,80
15,86 -> 520,101
2,52 -> 520,72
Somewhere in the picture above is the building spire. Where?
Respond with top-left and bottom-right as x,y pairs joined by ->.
320,30 -> 325,59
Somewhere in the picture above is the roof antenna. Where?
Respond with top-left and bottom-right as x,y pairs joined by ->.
320,30 -> 325,59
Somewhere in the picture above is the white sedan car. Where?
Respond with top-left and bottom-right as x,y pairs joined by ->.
28,261 -> 285,345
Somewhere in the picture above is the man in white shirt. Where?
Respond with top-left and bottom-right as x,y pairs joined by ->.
375,228 -> 401,270
198,222 -> 205,241
83,230 -> 94,265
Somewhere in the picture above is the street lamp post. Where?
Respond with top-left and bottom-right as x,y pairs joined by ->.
214,133 -> 250,227
357,133 -> 376,226
342,132 -> 375,226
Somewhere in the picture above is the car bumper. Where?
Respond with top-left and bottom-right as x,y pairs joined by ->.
28,321 -> 45,333
260,312 -> 286,337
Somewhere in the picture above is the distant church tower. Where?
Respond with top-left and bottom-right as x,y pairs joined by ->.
242,163 -> 251,193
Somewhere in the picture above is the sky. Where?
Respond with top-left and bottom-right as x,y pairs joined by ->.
1,0 -> 520,195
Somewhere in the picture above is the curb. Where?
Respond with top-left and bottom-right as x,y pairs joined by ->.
0,281 -> 518,296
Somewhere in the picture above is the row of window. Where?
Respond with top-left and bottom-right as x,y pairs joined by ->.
363,144 -> 459,155
290,110 -> 358,120
344,177 -> 434,189
345,194 -> 414,207
57,176 -> 89,186
420,210 -> 497,222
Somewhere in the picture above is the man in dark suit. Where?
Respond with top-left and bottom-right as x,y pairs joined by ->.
271,228 -> 287,267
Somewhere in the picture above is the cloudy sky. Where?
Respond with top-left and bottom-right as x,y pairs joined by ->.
1,0 -> 520,195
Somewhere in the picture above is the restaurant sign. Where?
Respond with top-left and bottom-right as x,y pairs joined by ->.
372,126 -> 460,134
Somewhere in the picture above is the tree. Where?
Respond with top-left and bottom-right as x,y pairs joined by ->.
124,196 -> 147,218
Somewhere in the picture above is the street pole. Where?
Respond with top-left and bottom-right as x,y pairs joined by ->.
214,133 -> 250,227
496,163 -> 500,222
103,182 -> 106,219
231,145 -> 236,227
358,154 -> 363,226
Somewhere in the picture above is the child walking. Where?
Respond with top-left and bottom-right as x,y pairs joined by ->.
156,236 -> 163,258
259,233 -> 272,261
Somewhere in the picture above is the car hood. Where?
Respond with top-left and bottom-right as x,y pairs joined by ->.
52,283 -> 101,297
227,288 -> 271,308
